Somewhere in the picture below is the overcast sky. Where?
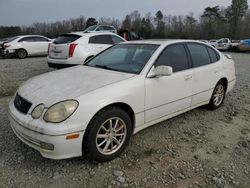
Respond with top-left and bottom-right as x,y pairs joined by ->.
0,0 -> 249,26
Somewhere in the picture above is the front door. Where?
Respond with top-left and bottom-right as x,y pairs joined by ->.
145,44 -> 193,123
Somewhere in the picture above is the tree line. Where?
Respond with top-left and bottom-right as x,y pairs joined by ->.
0,0 -> 249,40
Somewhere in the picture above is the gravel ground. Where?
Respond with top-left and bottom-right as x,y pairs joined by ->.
0,54 -> 249,188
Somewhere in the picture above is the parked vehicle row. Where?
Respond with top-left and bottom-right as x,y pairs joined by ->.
208,38 -> 250,52
9,39 -> 236,161
0,25 -> 144,59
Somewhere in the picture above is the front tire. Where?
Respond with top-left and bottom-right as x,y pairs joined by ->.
83,107 -> 132,162
16,49 -> 27,59
209,81 -> 226,110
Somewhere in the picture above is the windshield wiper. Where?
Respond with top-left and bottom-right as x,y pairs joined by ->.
94,64 -> 116,71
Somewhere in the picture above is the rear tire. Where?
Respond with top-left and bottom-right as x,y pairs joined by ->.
16,49 -> 27,59
83,107 -> 132,162
208,81 -> 226,110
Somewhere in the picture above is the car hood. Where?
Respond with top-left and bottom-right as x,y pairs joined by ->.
17,66 -> 135,106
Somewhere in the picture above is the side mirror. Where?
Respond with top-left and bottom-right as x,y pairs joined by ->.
147,65 -> 173,78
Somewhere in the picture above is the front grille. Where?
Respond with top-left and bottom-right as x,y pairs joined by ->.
14,93 -> 32,114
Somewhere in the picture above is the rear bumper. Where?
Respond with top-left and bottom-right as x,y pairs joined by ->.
47,56 -> 82,68
47,62 -> 78,69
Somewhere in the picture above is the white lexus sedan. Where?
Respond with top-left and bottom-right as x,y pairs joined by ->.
9,40 -> 236,162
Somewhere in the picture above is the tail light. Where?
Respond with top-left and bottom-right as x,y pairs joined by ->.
48,43 -> 51,54
69,43 -> 77,58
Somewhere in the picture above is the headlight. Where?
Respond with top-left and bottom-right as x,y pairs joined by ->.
31,104 -> 45,119
43,100 -> 78,123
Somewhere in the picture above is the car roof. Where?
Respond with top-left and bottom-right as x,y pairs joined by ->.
122,39 -> 205,45
15,35 -> 48,38
67,32 -> 119,37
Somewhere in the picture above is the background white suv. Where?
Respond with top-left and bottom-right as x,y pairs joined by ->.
83,25 -> 117,34
2,35 -> 51,58
47,32 -> 125,68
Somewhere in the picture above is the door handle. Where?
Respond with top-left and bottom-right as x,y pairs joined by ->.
184,75 -> 192,80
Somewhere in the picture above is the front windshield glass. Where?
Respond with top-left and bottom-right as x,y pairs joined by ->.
86,44 -> 159,74
84,25 -> 98,32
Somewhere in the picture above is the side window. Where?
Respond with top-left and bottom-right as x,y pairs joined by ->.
104,26 -> 114,30
18,37 -> 35,42
207,47 -> 219,63
187,43 -> 211,67
89,35 -> 113,44
96,26 -> 104,31
34,37 -> 48,42
111,35 -> 124,44
155,44 -> 189,72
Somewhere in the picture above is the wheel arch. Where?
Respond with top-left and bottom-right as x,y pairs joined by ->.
16,48 -> 28,55
82,102 -> 136,155
87,102 -> 135,132
217,77 -> 228,92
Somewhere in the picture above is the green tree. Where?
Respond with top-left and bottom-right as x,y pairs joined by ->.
85,17 -> 98,28
226,0 -> 249,38
201,6 -> 222,38
154,10 -> 165,37
122,15 -> 132,30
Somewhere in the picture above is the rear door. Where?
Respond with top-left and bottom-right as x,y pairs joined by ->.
49,34 -> 81,59
186,43 -> 222,106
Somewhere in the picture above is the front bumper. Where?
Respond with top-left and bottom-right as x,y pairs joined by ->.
0,48 -> 15,56
8,110 -> 84,160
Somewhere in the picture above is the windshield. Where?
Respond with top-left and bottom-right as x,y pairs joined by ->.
84,25 -> 98,32
1,36 -> 19,43
86,44 -> 159,74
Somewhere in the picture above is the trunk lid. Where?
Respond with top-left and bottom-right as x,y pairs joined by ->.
49,34 -> 82,59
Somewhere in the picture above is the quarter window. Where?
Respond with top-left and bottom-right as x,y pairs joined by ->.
187,43 -> 211,67
34,37 -> 48,42
207,47 -> 219,63
89,35 -> 113,44
155,44 -> 189,72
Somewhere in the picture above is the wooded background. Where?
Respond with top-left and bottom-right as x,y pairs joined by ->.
0,0 -> 249,40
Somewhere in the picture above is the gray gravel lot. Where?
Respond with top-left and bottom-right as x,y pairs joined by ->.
0,54 -> 249,188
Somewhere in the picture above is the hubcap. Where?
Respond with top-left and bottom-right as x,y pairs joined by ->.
213,84 -> 224,106
96,117 -> 127,155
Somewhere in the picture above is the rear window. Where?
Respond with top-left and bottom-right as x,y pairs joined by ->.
53,34 -> 81,44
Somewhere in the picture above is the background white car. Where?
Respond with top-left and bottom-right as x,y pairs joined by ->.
2,35 -> 51,58
47,32 -> 126,68
83,25 -> 117,34
9,40 -> 236,162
